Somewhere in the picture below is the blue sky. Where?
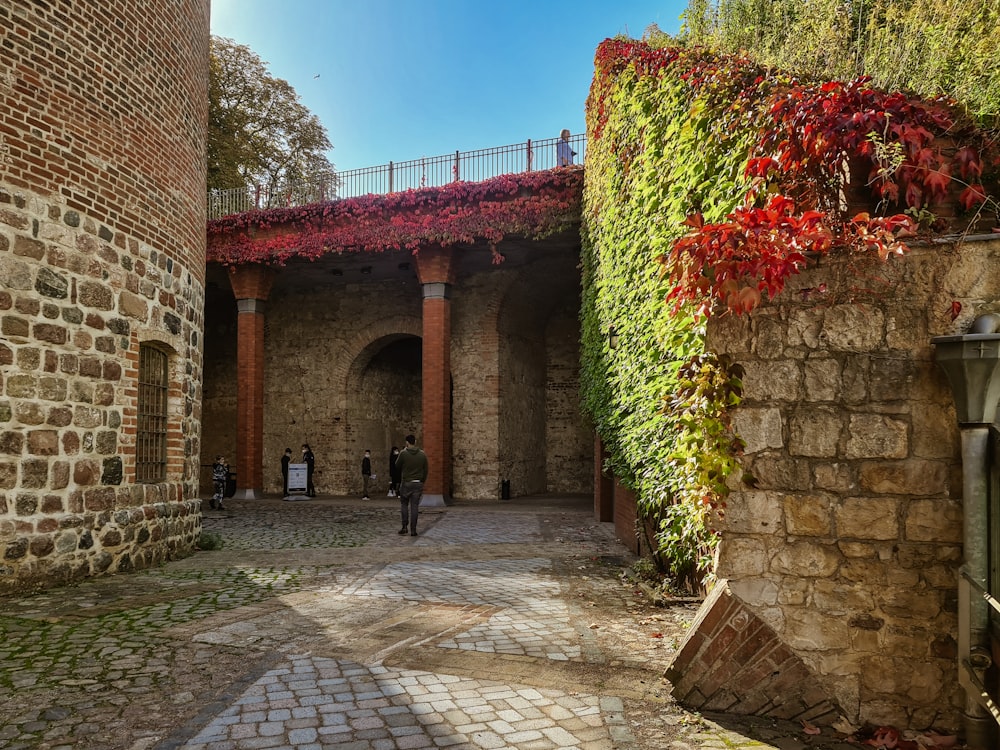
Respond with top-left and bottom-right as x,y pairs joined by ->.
210,0 -> 687,172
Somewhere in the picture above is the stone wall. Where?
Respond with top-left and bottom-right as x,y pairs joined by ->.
0,1 -> 209,594
669,237 -> 1000,730
201,243 -> 594,500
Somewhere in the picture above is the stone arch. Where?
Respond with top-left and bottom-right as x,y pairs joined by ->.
337,316 -> 423,495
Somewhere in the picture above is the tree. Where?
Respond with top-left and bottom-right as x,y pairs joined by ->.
208,36 -> 334,192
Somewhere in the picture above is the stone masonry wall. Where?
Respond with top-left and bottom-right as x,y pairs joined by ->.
0,1 -> 209,594
674,238 -> 1000,730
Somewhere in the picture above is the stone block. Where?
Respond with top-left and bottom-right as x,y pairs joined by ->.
14,402 -> 45,425
834,497 -> 899,540
784,607 -> 851,650
1,315 -> 30,338
786,308 -> 824,348
813,462 -> 855,492
753,315 -> 786,359
724,491 -> 783,535
841,355 -> 870,405
118,290 -> 148,321
783,494 -> 832,537
803,358 -> 840,402
79,279 -> 115,310
909,402 -> 958,459
747,455 -> 812,490
716,537 -> 768,577
878,586 -> 942,619
13,235 -> 45,260
859,460 -> 948,496
812,579 -> 875,614
845,415 -> 908,459
0,255 -> 32,290
788,408 -> 842,457
741,360 -> 802,401
771,542 -> 841,577
27,430 -> 59,456
904,498 -> 962,543
732,407 -> 783,454
821,304 -> 884,351
729,577 -> 779,606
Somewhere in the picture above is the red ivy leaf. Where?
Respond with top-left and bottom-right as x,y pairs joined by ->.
959,184 -> 987,211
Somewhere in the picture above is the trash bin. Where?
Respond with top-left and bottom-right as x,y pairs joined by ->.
225,471 -> 236,498
501,479 -> 510,500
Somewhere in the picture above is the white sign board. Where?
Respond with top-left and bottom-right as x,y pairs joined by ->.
287,463 -> 308,493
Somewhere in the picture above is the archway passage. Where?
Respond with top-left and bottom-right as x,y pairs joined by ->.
201,227 -> 592,501
348,336 -> 423,497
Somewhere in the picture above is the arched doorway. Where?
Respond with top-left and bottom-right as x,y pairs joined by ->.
345,335 -> 422,496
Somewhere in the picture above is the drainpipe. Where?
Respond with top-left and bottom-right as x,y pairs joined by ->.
932,313 -> 1000,750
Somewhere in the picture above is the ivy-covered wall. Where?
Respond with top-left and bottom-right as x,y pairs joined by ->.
581,37 -> 997,588
582,34 -> 999,733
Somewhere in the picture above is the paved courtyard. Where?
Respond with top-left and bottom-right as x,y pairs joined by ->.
0,495 -> 857,749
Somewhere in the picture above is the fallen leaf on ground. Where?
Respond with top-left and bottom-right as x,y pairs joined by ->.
801,720 -> 821,735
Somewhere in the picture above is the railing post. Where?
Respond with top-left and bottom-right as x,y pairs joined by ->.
527,139 -> 532,172
454,151 -> 460,182
388,161 -> 393,194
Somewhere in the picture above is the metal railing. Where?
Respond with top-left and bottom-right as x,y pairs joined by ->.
207,133 -> 586,220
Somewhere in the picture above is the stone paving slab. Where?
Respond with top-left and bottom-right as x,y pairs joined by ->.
0,496 -> 862,750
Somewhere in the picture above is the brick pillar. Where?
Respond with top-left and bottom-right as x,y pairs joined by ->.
228,264 -> 275,500
416,246 -> 454,507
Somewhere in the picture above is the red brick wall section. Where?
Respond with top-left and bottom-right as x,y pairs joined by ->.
665,581 -> 843,723
594,435 -> 613,521
0,1 -> 210,280
613,478 -> 639,555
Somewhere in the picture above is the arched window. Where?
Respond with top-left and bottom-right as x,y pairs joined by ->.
136,343 -> 169,482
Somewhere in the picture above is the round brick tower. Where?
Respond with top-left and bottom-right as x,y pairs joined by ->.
0,1 -> 210,592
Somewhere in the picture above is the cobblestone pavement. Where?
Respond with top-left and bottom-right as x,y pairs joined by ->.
0,496 -> 858,750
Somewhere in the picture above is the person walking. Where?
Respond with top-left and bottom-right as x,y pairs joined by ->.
388,446 -> 401,497
361,449 -> 372,499
557,128 -> 576,166
210,455 -> 228,510
302,443 -> 316,497
395,434 -> 428,536
280,447 -> 292,498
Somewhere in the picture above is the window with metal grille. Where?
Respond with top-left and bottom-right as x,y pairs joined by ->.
136,344 -> 169,483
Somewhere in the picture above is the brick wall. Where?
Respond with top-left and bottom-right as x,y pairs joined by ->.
0,0 -> 209,594
668,238 -> 1000,731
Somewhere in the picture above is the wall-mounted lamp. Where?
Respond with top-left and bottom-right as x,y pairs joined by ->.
360,266 -> 372,275
330,268 -> 343,276
608,326 -> 619,350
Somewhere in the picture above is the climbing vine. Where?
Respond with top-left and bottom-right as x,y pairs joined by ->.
580,38 -> 999,588
207,169 -> 583,265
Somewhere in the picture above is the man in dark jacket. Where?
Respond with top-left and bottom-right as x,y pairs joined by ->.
394,434 -> 428,536
361,449 -> 372,500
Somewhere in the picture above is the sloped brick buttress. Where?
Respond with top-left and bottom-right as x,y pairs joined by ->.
665,581 -> 843,723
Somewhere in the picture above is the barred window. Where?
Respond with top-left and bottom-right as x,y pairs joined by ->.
136,344 -> 169,483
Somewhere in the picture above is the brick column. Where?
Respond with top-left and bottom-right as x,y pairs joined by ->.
416,247 -> 454,506
228,264 -> 275,500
